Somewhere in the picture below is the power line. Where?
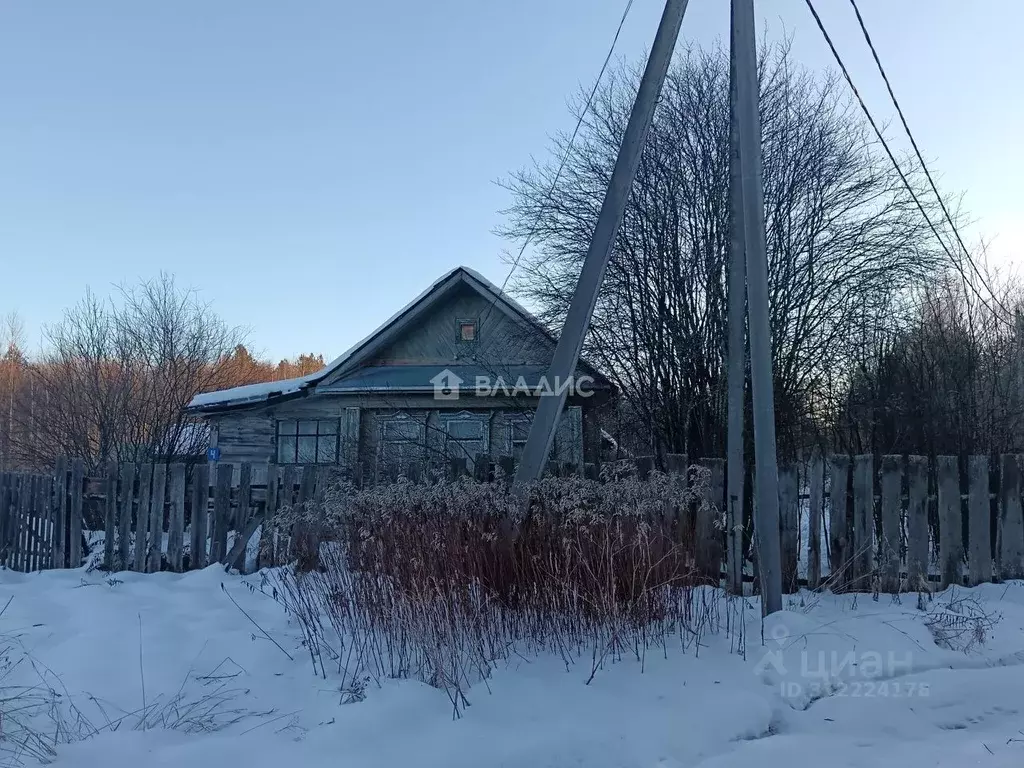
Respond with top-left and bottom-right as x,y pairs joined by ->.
802,0 -> 1007,323
846,0 -> 1011,320
479,0 -> 635,334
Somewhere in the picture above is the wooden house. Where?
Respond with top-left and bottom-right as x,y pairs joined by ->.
186,267 -> 614,479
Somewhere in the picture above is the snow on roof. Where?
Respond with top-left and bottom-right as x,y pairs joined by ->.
188,266 -> 534,411
187,373 -> 319,410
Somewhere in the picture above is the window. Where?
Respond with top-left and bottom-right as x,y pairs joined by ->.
277,419 -> 339,464
380,414 -> 424,466
445,412 -> 487,462
507,414 -> 532,462
458,319 -> 478,342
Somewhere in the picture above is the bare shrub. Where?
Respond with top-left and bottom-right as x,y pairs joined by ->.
266,470 -> 727,717
924,589 -> 1001,654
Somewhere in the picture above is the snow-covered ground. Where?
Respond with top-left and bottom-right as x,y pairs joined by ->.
0,567 -> 1022,767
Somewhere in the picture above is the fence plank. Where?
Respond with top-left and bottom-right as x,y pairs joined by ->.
38,475 -> 53,570
236,462 -> 252,530
44,475 -> 56,569
967,455 -> 992,586
147,462 -> 166,573
133,463 -> 152,572
210,463 -> 232,563
879,455 -> 903,593
0,474 -> 9,567
227,463 -> 253,571
279,465 -> 297,565
828,455 -> 851,588
778,464 -> 799,591
103,462 -> 118,571
24,476 -> 34,571
52,458 -> 67,568
807,455 -> 824,590
998,454 -> 1024,580
292,464 -> 318,567
167,464 -> 186,572
258,463 -> 278,569
851,455 -> 874,590
189,462 -> 209,570
27,475 -> 40,571
906,456 -> 929,590
937,456 -> 962,589
117,463 -> 136,571
13,475 -> 28,570
697,458 -> 724,583
69,459 -> 85,568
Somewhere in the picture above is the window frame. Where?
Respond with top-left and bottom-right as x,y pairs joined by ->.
275,419 -> 340,465
506,412 -> 533,461
456,317 -> 479,344
444,410 -> 488,462
378,412 -> 426,466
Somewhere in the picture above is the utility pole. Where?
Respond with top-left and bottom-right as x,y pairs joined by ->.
732,0 -> 782,614
725,1 -> 746,597
514,0 -> 690,485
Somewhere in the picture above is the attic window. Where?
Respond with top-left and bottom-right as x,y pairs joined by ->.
458,319 -> 478,342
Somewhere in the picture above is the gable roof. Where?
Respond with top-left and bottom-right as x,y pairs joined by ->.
187,266 -> 610,412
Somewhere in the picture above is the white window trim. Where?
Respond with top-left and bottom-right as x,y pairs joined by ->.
443,410 -> 488,461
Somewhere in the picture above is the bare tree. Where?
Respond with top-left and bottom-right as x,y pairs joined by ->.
14,275 -> 245,470
834,258 -> 1024,457
499,40 -> 945,461
0,311 -> 27,469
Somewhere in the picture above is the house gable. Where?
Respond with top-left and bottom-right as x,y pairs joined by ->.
187,266 -> 611,413
324,283 -> 555,377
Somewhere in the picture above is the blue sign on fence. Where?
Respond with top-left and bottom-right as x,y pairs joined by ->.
206,446 -> 221,462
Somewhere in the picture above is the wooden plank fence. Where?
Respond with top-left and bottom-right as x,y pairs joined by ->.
0,454 -> 1022,592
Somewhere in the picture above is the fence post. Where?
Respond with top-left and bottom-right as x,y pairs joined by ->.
778,463 -> 799,592
118,463 -> 136,571
147,462 -> 167,573
998,454 -> 1024,580
167,463 -> 186,572
851,455 -> 874,590
27,475 -> 40,571
103,462 -> 118,571
936,456 -> 962,589
227,463 -> 255,571
828,455 -> 851,589
69,459 -> 84,568
236,462 -> 252,531
665,454 -> 690,563
33,475 -> 47,571
51,459 -> 67,568
807,454 -> 824,590
879,455 -> 903,593
278,465 -> 297,564
189,462 -> 210,569
134,463 -> 153,572
210,463 -> 232,564
697,458 -> 725,584
906,456 -> 929,590
967,455 -> 992,586
257,463 -> 279,569
13,475 -> 29,571
0,474 -> 9,567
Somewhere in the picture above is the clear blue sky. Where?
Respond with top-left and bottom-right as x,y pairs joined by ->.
2,0 -> 1021,361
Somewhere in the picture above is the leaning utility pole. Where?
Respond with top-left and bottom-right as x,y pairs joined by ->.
732,0 -> 782,615
724,1 -> 746,597
514,0 -> 690,485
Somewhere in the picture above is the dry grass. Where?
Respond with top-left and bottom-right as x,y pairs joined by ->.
264,468 -> 733,717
